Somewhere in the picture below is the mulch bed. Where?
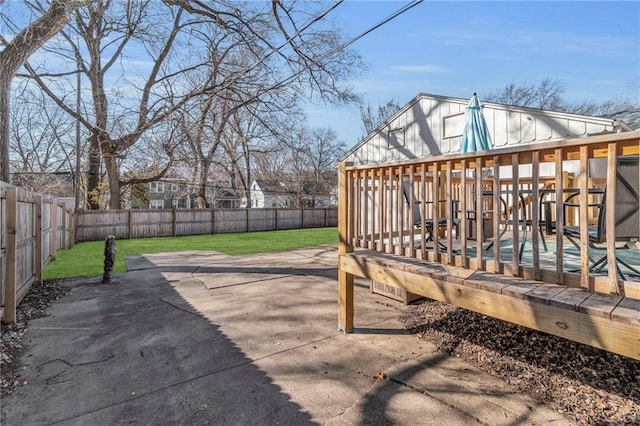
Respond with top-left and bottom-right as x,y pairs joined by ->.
400,299 -> 640,425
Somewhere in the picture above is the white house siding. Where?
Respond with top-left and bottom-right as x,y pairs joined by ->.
343,93 -> 622,167
252,191 -> 266,208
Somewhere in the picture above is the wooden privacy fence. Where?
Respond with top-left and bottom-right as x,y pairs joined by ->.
1,182 -> 75,323
76,207 -> 338,242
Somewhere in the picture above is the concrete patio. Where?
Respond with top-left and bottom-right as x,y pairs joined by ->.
1,246 -> 573,425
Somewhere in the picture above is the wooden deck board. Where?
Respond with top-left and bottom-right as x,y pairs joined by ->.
481,281 -> 511,294
549,287 -> 592,311
500,282 -> 541,300
578,293 -> 623,318
611,297 -> 640,326
465,272 -> 514,294
524,283 -> 567,305
341,249 -> 640,360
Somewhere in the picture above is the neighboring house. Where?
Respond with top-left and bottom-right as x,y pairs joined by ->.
145,180 -> 188,209
248,178 -> 338,208
215,190 -> 238,209
10,172 -> 75,208
133,179 -> 238,209
249,179 -> 290,208
300,176 -> 338,207
341,92 -> 633,166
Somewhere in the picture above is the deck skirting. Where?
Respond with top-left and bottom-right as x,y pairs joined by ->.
340,249 -> 640,360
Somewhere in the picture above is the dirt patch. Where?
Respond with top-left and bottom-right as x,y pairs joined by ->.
1,280 -> 69,397
400,299 -> 640,425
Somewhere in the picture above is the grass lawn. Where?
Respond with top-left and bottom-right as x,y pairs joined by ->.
44,227 -> 338,280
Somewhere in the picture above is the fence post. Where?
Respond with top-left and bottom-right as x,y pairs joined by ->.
246,209 -> 249,232
337,162 -> 354,333
5,186 -> 18,323
50,198 -> 58,261
60,202 -> 67,249
69,210 -> 76,248
275,208 -> 279,230
35,195 -> 43,285
172,208 -> 177,237
211,209 -> 215,234
128,209 -> 132,239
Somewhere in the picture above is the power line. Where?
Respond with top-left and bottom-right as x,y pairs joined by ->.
206,0 -> 424,113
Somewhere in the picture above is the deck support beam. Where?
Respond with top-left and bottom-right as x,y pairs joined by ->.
338,162 -> 354,332
341,251 -> 640,360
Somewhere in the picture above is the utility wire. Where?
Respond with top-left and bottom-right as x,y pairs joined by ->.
205,0 -> 424,113
236,0 -> 345,80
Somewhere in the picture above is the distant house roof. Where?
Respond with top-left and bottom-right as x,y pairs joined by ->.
216,190 -> 236,199
253,179 -> 287,194
603,109 -> 640,130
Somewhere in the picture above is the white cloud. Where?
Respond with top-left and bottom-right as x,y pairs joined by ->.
391,64 -> 447,73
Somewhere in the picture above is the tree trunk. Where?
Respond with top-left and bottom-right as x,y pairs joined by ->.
104,154 -> 121,209
86,134 -> 101,209
0,0 -> 71,182
196,161 -> 210,208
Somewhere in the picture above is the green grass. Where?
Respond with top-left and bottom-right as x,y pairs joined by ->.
44,227 -> 338,280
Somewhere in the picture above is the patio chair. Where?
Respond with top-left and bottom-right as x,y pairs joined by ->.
563,155 -> 639,279
401,178 -> 460,250
465,186 -> 508,252
523,188 -> 558,252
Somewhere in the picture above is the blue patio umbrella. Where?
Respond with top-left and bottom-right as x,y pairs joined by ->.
460,93 -> 493,153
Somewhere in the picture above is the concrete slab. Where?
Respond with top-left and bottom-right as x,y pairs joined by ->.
1,246 -> 574,425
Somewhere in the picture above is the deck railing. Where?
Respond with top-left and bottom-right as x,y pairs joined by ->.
338,131 -> 640,309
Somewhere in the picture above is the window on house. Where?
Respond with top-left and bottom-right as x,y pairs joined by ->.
150,199 -> 164,209
170,183 -> 179,192
148,182 -> 165,193
387,125 -> 405,149
442,112 -> 465,139
172,199 -> 179,208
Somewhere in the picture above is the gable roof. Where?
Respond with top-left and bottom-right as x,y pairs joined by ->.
340,93 -> 632,162
604,108 -> 640,130
253,178 -> 286,194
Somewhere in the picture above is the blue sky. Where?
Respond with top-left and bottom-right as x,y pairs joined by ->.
3,0 -> 638,149
310,0 -> 640,145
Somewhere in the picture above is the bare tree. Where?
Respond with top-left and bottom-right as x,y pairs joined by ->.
15,0 -> 362,209
359,99 -> 401,137
17,0 -> 194,208
215,107 -> 280,208
281,126 -> 345,207
8,80 -> 76,172
175,90 -> 231,209
0,0 -> 87,181
484,77 -> 639,115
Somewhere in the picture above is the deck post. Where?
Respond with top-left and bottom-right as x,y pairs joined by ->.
338,161 -> 354,332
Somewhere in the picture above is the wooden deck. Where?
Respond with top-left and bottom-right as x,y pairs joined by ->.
341,249 -> 640,360
337,132 -> 640,360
